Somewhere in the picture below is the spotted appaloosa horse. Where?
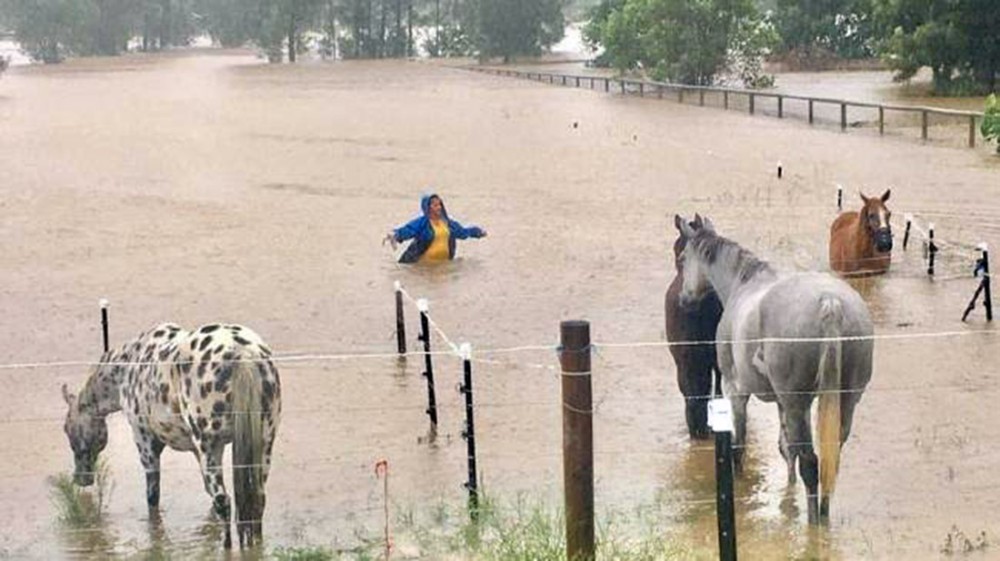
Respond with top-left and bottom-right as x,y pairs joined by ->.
830,189 -> 893,275
666,215 -> 723,439
62,323 -> 281,549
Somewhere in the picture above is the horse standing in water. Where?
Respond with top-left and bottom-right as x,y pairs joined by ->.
666,215 -> 723,439
830,189 -> 893,275
62,323 -> 281,548
674,215 -> 873,524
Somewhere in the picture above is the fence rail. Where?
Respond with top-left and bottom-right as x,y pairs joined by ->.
465,67 -> 986,149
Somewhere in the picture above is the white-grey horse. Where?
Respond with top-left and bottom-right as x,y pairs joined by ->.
674,215 -> 873,524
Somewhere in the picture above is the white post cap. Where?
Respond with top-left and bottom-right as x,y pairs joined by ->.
976,242 -> 988,252
904,213 -> 913,222
459,342 -> 472,361
417,298 -> 429,313
99,298 -> 109,309
394,280 -> 402,291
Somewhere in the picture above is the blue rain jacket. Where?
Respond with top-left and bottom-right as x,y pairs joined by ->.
392,194 -> 485,263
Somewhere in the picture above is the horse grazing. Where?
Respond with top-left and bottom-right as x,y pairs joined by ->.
674,215 -> 873,524
666,215 -> 723,439
830,189 -> 893,275
62,323 -> 281,548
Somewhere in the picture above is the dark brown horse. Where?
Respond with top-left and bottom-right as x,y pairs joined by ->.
665,216 -> 723,439
829,189 -> 893,275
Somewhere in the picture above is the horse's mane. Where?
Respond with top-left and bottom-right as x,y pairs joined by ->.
693,231 -> 774,284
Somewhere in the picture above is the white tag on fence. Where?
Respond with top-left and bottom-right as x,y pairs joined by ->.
708,398 -> 734,433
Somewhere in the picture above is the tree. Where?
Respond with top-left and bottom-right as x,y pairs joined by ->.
586,0 -> 763,86
474,0 -> 565,62
875,0 -> 999,94
774,0 -> 875,60
2,0 -> 142,62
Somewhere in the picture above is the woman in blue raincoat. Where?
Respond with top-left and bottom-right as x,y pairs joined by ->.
384,194 -> 487,264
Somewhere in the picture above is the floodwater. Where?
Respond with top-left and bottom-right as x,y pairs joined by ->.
0,50 -> 998,560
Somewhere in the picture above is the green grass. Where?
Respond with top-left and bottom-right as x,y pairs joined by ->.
322,492 -> 708,561
48,460 -> 114,526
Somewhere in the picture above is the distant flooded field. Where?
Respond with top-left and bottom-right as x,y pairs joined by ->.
0,51 -> 998,559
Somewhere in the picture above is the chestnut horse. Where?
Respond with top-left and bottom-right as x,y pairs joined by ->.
665,215 -> 723,439
829,189 -> 893,275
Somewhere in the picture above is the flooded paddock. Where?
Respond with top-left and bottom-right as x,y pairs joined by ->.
0,50 -> 998,559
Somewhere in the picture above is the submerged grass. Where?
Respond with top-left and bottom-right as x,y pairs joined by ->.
48,459 -> 114,526
286,492 -> 710,560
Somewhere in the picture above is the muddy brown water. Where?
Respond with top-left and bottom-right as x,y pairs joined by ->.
0,50 -> 998,559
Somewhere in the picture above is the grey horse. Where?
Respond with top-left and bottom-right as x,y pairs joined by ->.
674,215 -> 873,524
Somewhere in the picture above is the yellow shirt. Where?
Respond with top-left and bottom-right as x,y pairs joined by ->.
422,219 -> 451,263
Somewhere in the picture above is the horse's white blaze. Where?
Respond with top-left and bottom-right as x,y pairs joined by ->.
878,209 -> 887,229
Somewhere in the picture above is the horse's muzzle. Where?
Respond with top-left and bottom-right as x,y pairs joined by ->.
875,230 -> 893,253
74,471 -> 95,487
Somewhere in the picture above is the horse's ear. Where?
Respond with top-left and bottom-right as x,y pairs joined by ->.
881,189 -> 891,203
62,383 -> 74,405
674,214 -> 695,238
859,191 -> 870,204
702,216 -> 716,234
693,213 -> 704,228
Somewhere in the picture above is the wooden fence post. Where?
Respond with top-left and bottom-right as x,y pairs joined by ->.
560,320 -> 594,561
724,91 -> 729,110
922,110 -> 928,141
749,93 -> 755,115
808,100 -> 814,124
841,103 -> 847,131
969,115 -> 976,148
777,95 -> 783,118
879,106 -> 885,135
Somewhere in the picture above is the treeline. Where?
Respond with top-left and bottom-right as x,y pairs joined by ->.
585,0 -> 1000,94
0,0 -> 566,64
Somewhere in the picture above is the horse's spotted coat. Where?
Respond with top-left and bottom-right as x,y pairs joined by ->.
63,323 -> 281,548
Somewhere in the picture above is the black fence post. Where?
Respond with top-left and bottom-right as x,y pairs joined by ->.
808,99 -> 814,124
963,244 -> 993,322
777,95 -> 783,118
927,224 -> 937,276
100,298 -> 109,353
459,343 -> 479,519
395,281 -> 406,356
837,184 -> 843,212
777,161 -> 782,180
985,245 -> 994,321
417,299 -> 438,431
903,215 -> 912,250
841,103 -> 847,131
710,399 -> 737,561
560,320 -> 595,561
879,106 -> 885,135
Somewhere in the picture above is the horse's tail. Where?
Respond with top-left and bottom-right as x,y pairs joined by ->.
816,296 -> 844,517
232,358 -> 264,547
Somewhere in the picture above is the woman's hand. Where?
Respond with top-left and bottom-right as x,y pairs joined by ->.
382,232 -> 398,249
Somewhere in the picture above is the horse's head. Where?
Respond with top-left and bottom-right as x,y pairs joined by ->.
860,189 -> 893,253
62,383 -> 108,487
674,214 -> 715,308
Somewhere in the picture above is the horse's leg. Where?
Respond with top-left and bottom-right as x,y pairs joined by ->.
724,376 -> 750,473
785,403 -> 820,525
136,437 -> 166,508
196,439 -> 232,549
777,402 -> 796,485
